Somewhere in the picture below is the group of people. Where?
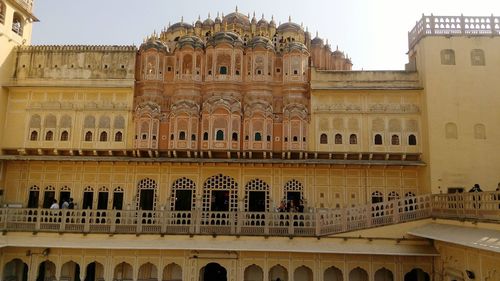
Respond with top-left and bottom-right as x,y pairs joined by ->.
49,198 -> 74,209
277,199 -> 305,213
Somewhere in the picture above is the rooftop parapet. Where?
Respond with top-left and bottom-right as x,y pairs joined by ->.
408,14 -> 500,49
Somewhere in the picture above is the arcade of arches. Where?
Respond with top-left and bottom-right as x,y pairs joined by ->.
0,249 -> 433,281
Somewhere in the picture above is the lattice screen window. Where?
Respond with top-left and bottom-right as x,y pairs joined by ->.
170,177 -> 196,211
371,191 -> 383,203
244,179 -> 270,212
135,178 -> 158,210
471,49 -> 485,66
283,179 -> 304,200
440,49 -> 456,65
202,174 -> 238,212
388,191 -> 400,201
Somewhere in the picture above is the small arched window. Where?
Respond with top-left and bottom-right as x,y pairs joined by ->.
334,133 -> 342,144
320,133 -> 328,144
232,132 -> 238,141
60,130 -> 69,141
349,134 -> 357,144
219,66 -> 227,75
115,131 -> 123,142
266,135 -> 271,142
30,130 -> 38,141
45,131 -> 53,141
85,131 -> 93,141
12,12 -> 23,36
293,136 -> 298,142
408,134 -> 417,145
100,131 -> 108,142
471,49 -> 485,66
254,132 -> 262,141
440,49 -> 455,65
203,132 -> 208,141
216,130 -> 224,141
191,134 -> 196,141
179,131 -> 186,140
391,135 -> 400,145
374,134 -> 383,145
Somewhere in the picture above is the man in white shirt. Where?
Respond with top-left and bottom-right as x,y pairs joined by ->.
61,199 -> 69,209
50,199 -> 59,209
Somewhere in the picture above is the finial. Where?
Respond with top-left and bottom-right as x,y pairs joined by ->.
326,39 -> 329,45
217,12 -> 219,18
289,15 -> 291,22
306,26 -> 308,32
181,16 -> 184,23
222,12 -> 224,17
262,13 -> 264,19
301,22 -> 303,28
198,15 -> 201,20
168,21 -> 171,27
208,12 -> 211,19
248,13 -> 250,18
336,45 -> 338,51
235,5 -> 238,12
316,31 -> 318,37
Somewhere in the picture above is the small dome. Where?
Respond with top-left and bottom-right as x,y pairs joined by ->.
223,12 -> 251,27
167,21 -> 193,32
203,17 -> 214,26
311,34 -> 324,46
195,16 -> 202,28
283,41 -> 308,53
269,16 -> 276,27
257,15 -> 268,27
251,13 -> 257,25
215,13 -> 221,24
207,31 -> 244,48
140,39 -> 169,53
247,36 -> 274,50
177,35 -> 205,49
277,21 -> 302,32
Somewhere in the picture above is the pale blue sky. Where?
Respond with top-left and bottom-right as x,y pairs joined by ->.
31,0 -> 500,70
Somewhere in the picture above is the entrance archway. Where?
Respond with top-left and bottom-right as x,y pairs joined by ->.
113,262 -> 133,280
36,261 -> 56,281
244,264 -> 263,281
3,259 -> 28,281
61,261 -> 81,281
349,267 -> 368,281
375,268 -> 394,281
294,266 -> 313,281
324,266 -> 343,281
200,263 -> 227,281
404,268 -> 430,281
137,178 -> 158,210
84,262 -> 104,281
269,265 -> 288,281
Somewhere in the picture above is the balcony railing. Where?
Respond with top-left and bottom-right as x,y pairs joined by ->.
408,15 -> 500,49
1,192 -> 499,237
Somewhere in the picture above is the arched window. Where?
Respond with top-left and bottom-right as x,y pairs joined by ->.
216,130 -> 224,141
85,131 -> 93,141
179,131 -> 186,140
232,132 -> 238,141
320,133 -> 328,144
471,49 -> 485,66
100,131 -> 108,142
45,131 -> 53,141
60,130 -> 69,141
293,136 -> 298,142
219,66 -> 227,75
374,134 -> 383,145
12,13 -> 23,36
115,131 -> 123,142
372,191 -> 383,204
474,123 -> 486,139
349,134 -> 357,144
191,134 -> 196,141
408,134 -> 417,145
445,122 -> 458,139
440,49 -> 455,65
391,134 -> 400,145
254,132 -> 262,141
203,132 -> 208,140
170,134 -> 174,140
30,130 -> 38,141
335,133 -> 342,144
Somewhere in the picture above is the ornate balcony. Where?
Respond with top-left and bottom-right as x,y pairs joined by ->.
408,15 -> 500,48
1,192 -> 499,237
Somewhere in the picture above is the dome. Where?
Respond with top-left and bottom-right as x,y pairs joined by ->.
247,36 -> 274,50
203,17 -> 214,26
257,15 -> 268,27
195,16 -> 202,28
207,31 -> 244,48
167,21 -> 193,32
140,39 -> 169,53
283,41 -> 308,53
269,16 -> 276,27
223,12 -> 251,27
277,21 -> 302,32
176,35 -> 205,49
311,34 -> 324,46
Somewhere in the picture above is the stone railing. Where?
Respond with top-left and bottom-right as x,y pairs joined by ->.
1,192 -> 498,237
408,15 -> 500,48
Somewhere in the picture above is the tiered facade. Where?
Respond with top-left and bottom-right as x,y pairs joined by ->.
0,3 -> 499,281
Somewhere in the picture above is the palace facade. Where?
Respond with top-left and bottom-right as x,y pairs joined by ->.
0,2 -> 499,281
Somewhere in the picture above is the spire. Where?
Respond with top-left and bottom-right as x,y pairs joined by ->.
235,5 -> 238,13
316,31 -> 318,37
262,13 -> 264,19
289,16 -> 292,22
181,16 -> 184,23
208,12 -> 211,19
198,15 -> 201,20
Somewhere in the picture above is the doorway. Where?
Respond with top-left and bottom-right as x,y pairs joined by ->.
211,190 -> 229,211
97,192 -> 108,210
42,191 -> 55,208
175,189 -> 193,211
59,191 -> 71,208
201,263 -> 227,281
139,189 -> 155,210
28,190 -> 40,208
248,191 -> 266,212
83,192 -> 94,209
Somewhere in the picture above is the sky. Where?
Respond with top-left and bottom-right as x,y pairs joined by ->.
31,0 -> 500,70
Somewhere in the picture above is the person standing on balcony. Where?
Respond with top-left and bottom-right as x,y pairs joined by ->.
61,199 -> 69,209
50,199 -> 59,209
68,198 -> 74,209
469,184 -> 482,209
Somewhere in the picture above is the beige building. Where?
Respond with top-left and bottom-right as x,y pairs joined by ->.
0,3 -> 499,281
